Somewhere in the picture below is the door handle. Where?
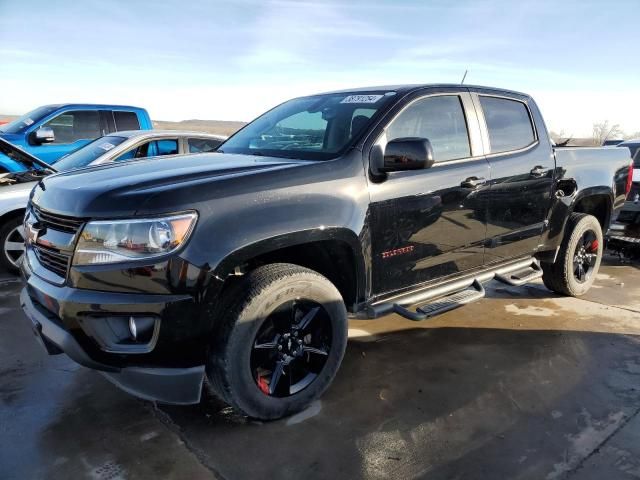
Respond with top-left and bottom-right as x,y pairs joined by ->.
530,166 -> 548,177
461,176 -> 486,188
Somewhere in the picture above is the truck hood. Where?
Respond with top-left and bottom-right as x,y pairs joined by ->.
31,152 -> 310,217
0,137 -> 57,172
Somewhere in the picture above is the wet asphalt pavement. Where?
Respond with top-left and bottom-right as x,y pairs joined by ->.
1,256 -> 640,480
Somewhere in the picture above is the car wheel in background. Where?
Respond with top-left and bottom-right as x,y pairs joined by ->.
0,216 -> 26,274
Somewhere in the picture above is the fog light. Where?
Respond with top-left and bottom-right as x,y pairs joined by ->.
79,314 -> 160,354
128,316 -> 156,342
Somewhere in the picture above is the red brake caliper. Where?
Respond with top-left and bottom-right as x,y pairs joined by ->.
257,375 -> 269,395
590,239 -> 599,252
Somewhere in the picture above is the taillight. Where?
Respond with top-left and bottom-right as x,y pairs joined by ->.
626,162 -> 634,196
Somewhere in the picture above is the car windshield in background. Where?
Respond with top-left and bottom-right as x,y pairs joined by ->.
54,136 -> 128,171
220,91 -> 396,160
0,106 -> 58,134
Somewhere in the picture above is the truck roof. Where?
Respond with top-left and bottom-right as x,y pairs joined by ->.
40,103 -> 148,111
318,83 -> 530,98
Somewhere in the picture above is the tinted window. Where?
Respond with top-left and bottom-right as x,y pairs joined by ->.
114,139 -> 178,162
155,139 -> 178,155
43,110 -> 101,144
188,138 -> 222,153
480,96 -> 535,153
113,111 -> 140,131
386,95 -> 471,162
54,136 -> 127,171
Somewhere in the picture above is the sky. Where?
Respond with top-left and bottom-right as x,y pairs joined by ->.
1,0 -> 639,137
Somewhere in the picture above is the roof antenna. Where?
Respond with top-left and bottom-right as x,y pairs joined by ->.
460,70 -> 468,85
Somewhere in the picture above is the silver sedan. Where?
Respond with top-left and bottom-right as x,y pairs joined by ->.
0,130 -> 226,272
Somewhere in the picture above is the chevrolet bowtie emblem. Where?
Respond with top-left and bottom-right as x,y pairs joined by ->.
26,222 -> 42,245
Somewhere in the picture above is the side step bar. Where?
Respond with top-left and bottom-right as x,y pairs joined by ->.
392,280 -> 485,321
495,260 -> 542,286
365,257 -> 542,321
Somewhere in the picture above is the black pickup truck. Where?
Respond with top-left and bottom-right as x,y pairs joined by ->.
20,85 -> 633,420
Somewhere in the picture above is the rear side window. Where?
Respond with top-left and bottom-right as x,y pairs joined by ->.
479,96 -> 535,153
43,110 -> 101,144
386,95 -> 471,162
113,111 -> 140,131
155,139 -> 178,155
188,138 -> 222,153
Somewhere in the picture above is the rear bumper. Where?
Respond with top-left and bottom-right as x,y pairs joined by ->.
20,286 -> 205,405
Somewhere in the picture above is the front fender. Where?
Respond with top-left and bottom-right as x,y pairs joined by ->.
212,227 -> 366,281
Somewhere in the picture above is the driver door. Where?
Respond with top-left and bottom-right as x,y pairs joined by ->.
367,89 -> 490,297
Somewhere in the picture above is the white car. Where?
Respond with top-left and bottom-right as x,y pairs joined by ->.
0,130 -> 226,272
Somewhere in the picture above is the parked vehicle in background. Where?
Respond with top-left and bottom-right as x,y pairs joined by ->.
20,84 -> 632,420
603,139 -> 624,146
616,139 -> 640,182
0,104 -> 152,171
0,131 -> 225,272
608,139 -> 640,254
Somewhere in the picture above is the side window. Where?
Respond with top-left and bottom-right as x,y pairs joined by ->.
43,110 -> 100,144
113,111 -> 140,131
154,139 -> 178,156
114,143 -> 148,162
479,96 -> 535,153
386,95 -> 471,162
188,138 -> 222,153
351,108 -> 375,138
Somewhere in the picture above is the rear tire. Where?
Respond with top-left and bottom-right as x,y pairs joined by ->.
206,263 -> 348,420
0,216 -> 25,274
542,213 -> 603,296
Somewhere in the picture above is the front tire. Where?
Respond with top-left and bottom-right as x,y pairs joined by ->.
0,216 -> 26,274
542,213 -> 603,296
206,263 -> 348,420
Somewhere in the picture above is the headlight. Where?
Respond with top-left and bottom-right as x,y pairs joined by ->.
73,212 -> 198,265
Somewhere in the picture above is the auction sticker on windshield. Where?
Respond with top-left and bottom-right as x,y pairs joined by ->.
99,142 -> 116,151
341,94 -> 384,104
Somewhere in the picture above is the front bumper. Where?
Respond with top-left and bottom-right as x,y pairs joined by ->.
21,288 -> 205,404
20,262 -> 208,405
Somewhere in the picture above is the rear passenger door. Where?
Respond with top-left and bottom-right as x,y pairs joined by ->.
471,90 -> 555,263
367,88 -> 490,296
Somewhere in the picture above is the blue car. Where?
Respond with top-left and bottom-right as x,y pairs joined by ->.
0,104 -> 152,172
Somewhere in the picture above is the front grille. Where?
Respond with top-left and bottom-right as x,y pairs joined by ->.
32,204 -> 85,234
33,244 -> 71,278
30,205 -> 86,278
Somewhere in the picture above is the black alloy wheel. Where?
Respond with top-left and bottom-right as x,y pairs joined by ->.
572,229 -> 599,283
250,299 -> 332,397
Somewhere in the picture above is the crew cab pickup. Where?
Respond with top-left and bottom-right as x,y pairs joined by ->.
0,104 -> 152,171
20,85 -> 633,420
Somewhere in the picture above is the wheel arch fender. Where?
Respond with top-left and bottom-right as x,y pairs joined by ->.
211,227 -> 367,309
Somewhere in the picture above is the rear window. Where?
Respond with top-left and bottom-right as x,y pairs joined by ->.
113,111 -> 140,131
188,138 -> 222,153
480,96 -> 535,154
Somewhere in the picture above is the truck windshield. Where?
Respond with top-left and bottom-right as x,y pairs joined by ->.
219,91 -> 396,160
0,106 -> 59,134
54,136 -> 128,171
